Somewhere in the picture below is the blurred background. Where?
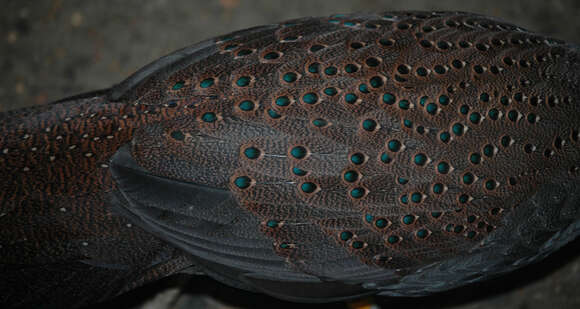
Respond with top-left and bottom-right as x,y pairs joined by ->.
1,0 -> 580,308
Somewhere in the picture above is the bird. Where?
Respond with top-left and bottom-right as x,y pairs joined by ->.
1,10 -> 579,309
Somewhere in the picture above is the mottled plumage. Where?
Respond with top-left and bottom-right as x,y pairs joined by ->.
1,11 -> 580,308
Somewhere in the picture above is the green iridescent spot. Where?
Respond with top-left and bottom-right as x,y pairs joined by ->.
263,52 -> 280,59
375,218 -> 388,228
431,211 -> 442,218
370,76 -> 383,88
202,112 -> 217,123
452,123 -> 465,136
312,118 -> 328,127
527,113 -> 537,123
426,103 -> 437,115
462,173 -> 475,185
473,65 -> 484,74
172,80 -> 185,90
400,194 -> 409,204
350,187 -> 365,198
358,84 -> 369,93
308,63 -> 320,73
345,64 -> 358,73
362,119 -> 377,131
387,140 -> 402,152
500,96 -> 510,106
343,171 -> 358,183
460,105 -> 469,115
397,177 -> 408,185
398,100 -> 410,110
416,67 -> 428,76
244,147 -> 260,159
290,146 -> 307,159
275,96 -> 291,106
411,192 -> 422,203
480,93 -> 490,102
234,176 -> 251,189
434,65 -> 446,74
483,144 -> 494,157
365,214 -> 374,223
467,231 -> 477,239
324,66 -> 337,75
469,112 -> 481,124
470,153 -> 482,164
303,93 -> 318,104
266,220 -> 279,228
239,100 -> 255,111
454,225 -> 464,233
324,87 -> 338,96
508,110 -> 518,122
414,153 -> 427,166
403,119 -> 413,128
501,136 -> 512,147
439,132 -> 451,143
345,93 -> 358,104
383,93 -> 396,105
170,130 -> 185,141
350,153 -> 365,165
352,241 -> 364,249
279,243 -> 290,249
419,96 -> 428,106
445,224 -> 454,232
402,215 -> 415,225
467,215 -> 476,223
488,108 -> 499,120
417,126 -> 425,134
292,167 -> 307,176
416,229 -> 429,238
387,235 -> 399,244
236,76 -> 251,87
267,109 -> 281,119
437,162 -> 450,174
283,72 -> 298,83
200,78 -> 214,88
485,180 -> 497,190
438,95 -> 450,105
301,182 -> 317,193
380,152 -> 392,164
514,93 -> 523,102
433,183 -> 444,194
340,231 -> 353,241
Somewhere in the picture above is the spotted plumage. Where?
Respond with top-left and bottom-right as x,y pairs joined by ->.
1,11 -> 580,308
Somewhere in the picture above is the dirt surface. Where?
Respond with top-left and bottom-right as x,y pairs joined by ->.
1,1 -> 579,308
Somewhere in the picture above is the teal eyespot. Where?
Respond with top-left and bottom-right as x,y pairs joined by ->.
437,162 -> 450,174
302,93 -> 318,104
276,96 -> 291,106
324,66 -> 337,75
350,153 -> 365,165
358,84 -> 369,93
238,100 -> 255,111
462,172 -> 475,185
172,80 -> 185,90
308,63 -> 320,73
343,171 -> 359,183
375,218 -> 389,228
290,146 -> 307,159
411,192 -> 422,203
170,130 -> 185,141
416,229 -> 429,238
414,153 -> 427,166
266,220 -> 279,228
345,64 -> 358,73
301,182 -> 317,193
200,78 -> 214,88
398,100 -> 410,110
380,152 -> 392,164
439,132 -> 451,143
438,95 -> 450,105
292,167 -> 307,176
387,140 -> 402,152
236,76 -> 251,87
234,176 -> 251,189
370,76 -> 383,88
432,183 -> 444,194
383,93 -> 396,105
345,93 -> 358,104
283,72 -> 297,83
362,119 -> 377,131
324,87 -> 338,96
201,112 -> 217,123
387,235 -> 399,244
402,215 -> 415,225
243,147 -> 261,159
350,187 -> 365,198
340,231 -> 353,241
312,118 -> 328,127
267,109 -> 281,119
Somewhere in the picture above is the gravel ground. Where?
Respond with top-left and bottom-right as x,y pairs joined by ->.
1,1 -> 579,308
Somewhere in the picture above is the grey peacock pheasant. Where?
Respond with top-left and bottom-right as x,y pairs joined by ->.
1,10 -> 579,308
